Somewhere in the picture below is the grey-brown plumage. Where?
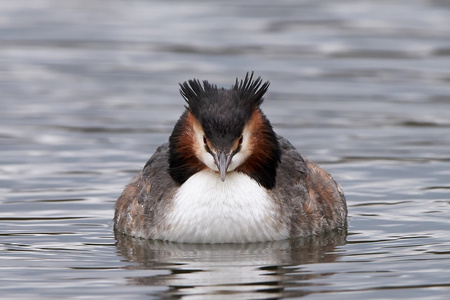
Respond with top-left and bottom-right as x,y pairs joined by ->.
268,136 -> 347,237
114,136 -> 347,239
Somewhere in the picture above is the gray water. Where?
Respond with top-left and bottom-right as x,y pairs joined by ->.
1,0 -> 450,299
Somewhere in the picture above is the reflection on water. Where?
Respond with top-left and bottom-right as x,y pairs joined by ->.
115,231 -> 347,299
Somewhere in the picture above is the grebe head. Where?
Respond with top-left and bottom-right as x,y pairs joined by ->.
169,72 -> 281,189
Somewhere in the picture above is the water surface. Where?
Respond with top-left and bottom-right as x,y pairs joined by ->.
1,0 -> 450,299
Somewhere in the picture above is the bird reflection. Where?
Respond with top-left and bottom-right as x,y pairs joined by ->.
115,230 -> 347,299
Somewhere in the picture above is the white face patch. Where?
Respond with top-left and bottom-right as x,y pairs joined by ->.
191,119 -> 218,171
192,119 -> 253,174
200,151 -> 218,171
227,127 -> 252,171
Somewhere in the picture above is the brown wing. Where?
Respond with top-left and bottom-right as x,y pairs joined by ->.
114,142 -> 178,238
270,136 -> 347,238
303,159 -> 347,230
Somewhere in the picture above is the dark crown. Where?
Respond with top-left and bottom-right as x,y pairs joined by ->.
179,72 -> 270,118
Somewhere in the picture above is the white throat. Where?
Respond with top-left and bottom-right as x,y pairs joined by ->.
158,170 -> 289,243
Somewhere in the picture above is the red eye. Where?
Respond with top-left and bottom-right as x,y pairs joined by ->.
203,136 -> 207,144
238,136 -> 243,145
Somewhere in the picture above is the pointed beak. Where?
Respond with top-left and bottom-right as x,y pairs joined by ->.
213,151 -> 232,182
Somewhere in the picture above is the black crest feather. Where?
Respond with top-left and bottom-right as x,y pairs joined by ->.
179,79 -> 217,113
233,71 -> 270,108
179,72 -> 270,118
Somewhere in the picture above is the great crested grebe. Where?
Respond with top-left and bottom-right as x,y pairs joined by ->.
114,73 -> 347,243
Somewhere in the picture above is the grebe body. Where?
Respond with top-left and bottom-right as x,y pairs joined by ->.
114,73 -> 347,243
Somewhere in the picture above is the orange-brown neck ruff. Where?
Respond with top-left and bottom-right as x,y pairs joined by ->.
169,111 -> 207,184
236,109 -> 280,190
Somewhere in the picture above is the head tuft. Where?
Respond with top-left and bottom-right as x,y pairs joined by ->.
179,79 -> 217,115
179,72 -> 270,118
233,71 -> 270,108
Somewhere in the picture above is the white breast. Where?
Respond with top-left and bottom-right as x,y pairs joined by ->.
158,170 -> 289,243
